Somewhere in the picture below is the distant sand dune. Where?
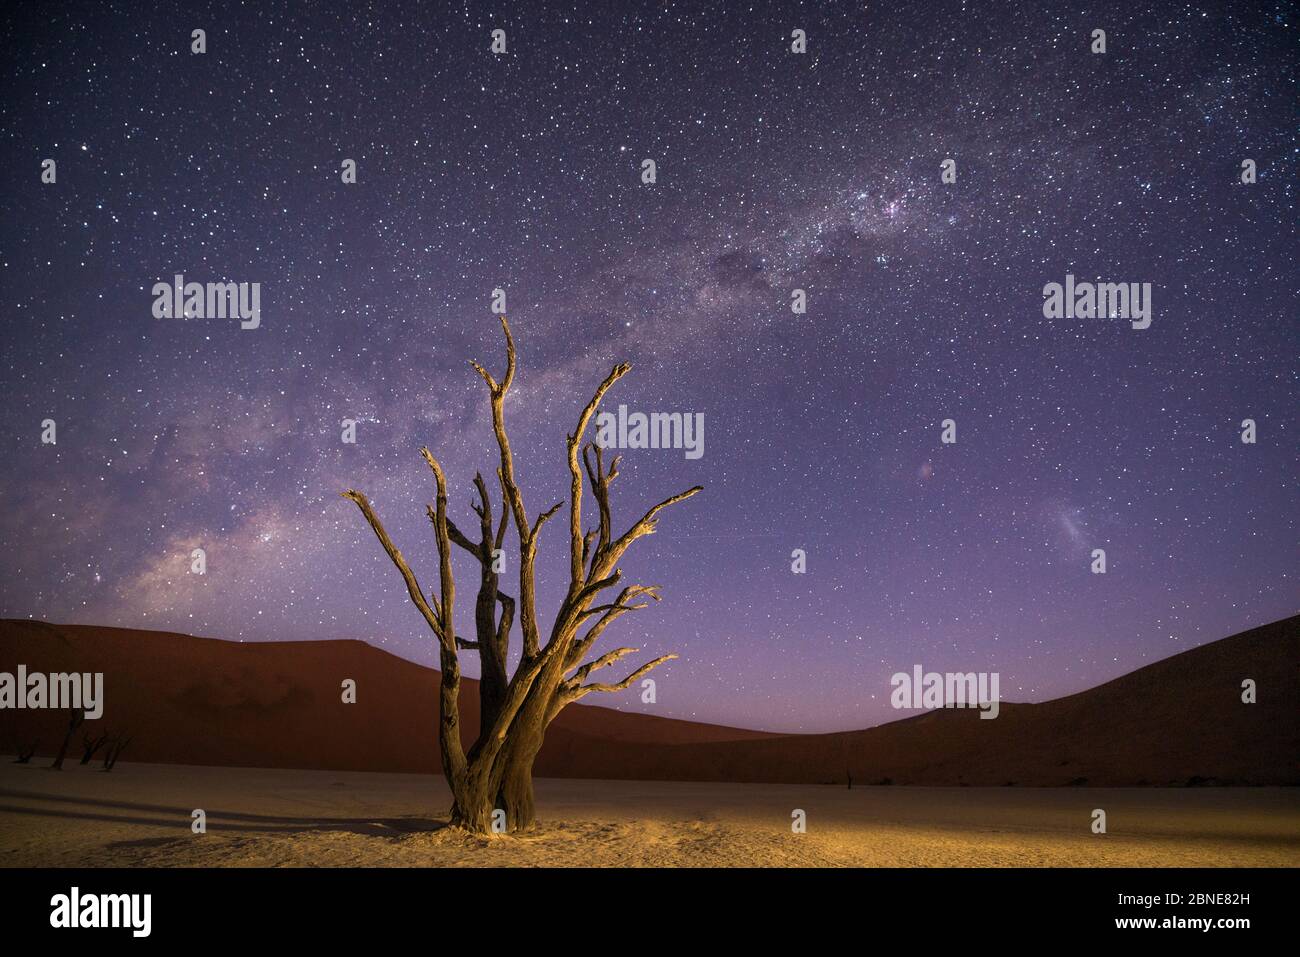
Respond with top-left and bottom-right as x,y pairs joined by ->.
1,615 -> 1296,787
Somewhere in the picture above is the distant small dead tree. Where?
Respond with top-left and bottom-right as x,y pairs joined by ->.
80,731 -> 110,765
345,316 -> 700,834
49,708 -> 86,770
13,740 -> 40,764
101,732 -> 132,771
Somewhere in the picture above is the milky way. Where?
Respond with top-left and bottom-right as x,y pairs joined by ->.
1,1 -> 1295,731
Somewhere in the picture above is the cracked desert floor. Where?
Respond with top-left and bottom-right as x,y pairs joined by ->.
2,760 -> 1296,867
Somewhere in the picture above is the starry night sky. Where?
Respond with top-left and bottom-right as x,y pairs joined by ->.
1,1 -> 1295,732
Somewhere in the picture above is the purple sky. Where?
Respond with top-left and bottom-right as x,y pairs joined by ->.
2,0 -> 1295,732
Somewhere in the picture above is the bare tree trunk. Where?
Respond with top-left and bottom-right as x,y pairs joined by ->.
474,613 -> 507,737
50,709 -> 85,770
447,727 -> 542,833
447,473 -> 514,763
496,749 -> 538,829
449,779 -> 495,832
492,716 -> 545,830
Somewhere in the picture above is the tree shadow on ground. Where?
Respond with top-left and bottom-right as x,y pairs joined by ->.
0,787 -> 450,838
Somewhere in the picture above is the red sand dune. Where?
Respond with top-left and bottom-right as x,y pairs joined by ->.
1,616 -> 1295,786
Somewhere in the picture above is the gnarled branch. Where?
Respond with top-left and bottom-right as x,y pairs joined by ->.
342,490 -> 444,640
566,363 -> 631,592
579,654 -> 677,695
550,654 -> 678,724
472,317 -> 528,538
568,646 -> 639,685
582,443 -> 620,575
565,584 -> 661,670
599,485 -> 704,576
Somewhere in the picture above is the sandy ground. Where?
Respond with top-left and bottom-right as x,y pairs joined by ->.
1,759 -> 1296,867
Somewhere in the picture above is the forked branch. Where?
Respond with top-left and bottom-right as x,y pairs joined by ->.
566,364 -> 631,591
578,654 -> 677,695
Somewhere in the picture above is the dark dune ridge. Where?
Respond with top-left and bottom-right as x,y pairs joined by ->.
1,616 -> 1295,786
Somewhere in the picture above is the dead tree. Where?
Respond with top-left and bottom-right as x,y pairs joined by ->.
102,732 -> 132,771
80,731 -> 110,765
13,740 -> 39,763
49,708 -> 85,770
345,316 -> 700,833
